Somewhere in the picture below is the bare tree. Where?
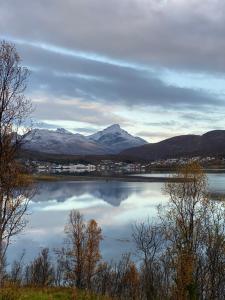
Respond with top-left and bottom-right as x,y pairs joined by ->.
162,162 -> 209,299
197,201 -> 225,299
64,210 -> 86,288
93,262 -> 113,296
63,210 -> 103,289
10,251 -> 25,285
25,248 -> 54,287
85,219 -> 103,290
0,41 -> 33,285
54,249 -> 67,287
133,221 -> 162,268
132,221 -> 168,300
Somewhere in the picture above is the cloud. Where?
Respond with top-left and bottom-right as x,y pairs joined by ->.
145,121 -> 178,127
31,94 -> 127,126
72,128 -> 96,134
137,130 -> 183,141
32,121 -> 59,129
0,0 -> 225,135
1,0 -> 225,73
181,112 -> 223,123
13,42 -> 217,113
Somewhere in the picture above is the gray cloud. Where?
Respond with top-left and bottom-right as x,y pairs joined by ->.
31,121 -> 97,134
145,121 -> 178,127
1,0 -> 225,73
31,95 -> 127,126
137,131 -> 182,141
181,112 -> 222,123
19,44 -> 218,112
32,121 -> 59,129
0,0 -> 225,132
72,128 -> 96,134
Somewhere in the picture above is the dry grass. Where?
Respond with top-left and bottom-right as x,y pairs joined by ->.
0,286 -> 112,300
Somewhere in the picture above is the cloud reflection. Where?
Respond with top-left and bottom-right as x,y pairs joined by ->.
8,181 -> 167,263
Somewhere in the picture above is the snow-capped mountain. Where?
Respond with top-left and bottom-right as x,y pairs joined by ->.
23,128 -> 110,155
23,125 -> 147,155
88,124 -> 147,153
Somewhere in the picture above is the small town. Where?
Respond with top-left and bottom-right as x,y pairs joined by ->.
27,156 -> 224,175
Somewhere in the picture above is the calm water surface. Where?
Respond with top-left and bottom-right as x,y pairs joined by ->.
9,172 -> 225,263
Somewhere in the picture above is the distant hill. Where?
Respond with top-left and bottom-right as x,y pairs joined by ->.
22,127 -> 225,162
23,124 -> 147,155
121,130 -> 225,160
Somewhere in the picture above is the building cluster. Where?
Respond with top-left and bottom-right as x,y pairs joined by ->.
30,161 -> 96,173
26,156 -> 222,175
28,159 -> 150,174
150,156 -> 217,167
95,160 -> 148,173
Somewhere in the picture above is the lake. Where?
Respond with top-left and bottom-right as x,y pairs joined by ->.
8,172 -> 225,264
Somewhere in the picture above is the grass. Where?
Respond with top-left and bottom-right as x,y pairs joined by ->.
0,287 -> 111,300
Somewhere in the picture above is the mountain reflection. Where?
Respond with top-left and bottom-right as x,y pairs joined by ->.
33,181 -> 139,206
8,180 -> 168,264
8,173 -> 225,265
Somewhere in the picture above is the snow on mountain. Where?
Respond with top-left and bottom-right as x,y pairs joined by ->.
55,128 -> 73,135
23,128 -> 110,155
23,125 -> 148,155
88,124 -> 147,153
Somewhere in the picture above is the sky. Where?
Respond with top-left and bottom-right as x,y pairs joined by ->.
1,0 -> 225,142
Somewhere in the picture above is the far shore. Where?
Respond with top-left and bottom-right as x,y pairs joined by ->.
33,173 -> 183,183
32,167 -> 225,183
32,173 -> 225,202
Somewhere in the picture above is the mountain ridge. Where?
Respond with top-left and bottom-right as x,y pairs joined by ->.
23,126 -> 225,160
23,124 -> 148,155
121,130 -> 225,160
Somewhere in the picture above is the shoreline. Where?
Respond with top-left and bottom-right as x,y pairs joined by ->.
33,174 -> 225,202
33,173 -> 182,183
32,168 -> 225,183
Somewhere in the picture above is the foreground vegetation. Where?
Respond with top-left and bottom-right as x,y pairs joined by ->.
0,286 -> 111,300
0,162 -> 224,299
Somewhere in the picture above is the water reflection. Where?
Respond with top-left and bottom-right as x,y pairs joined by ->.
33,181 -> 138,207
8,172 -> 225,264
9,180 -> 167,263
135,172 -> 225,193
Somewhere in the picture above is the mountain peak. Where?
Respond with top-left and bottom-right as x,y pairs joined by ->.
56,128 -> 72,134
88,124 -> 147,152
104,124 -> 122,133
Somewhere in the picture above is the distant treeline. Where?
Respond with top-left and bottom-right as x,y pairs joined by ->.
18,149 -> 145,164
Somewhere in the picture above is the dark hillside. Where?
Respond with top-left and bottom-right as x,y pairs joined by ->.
121,130 -> 225,160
